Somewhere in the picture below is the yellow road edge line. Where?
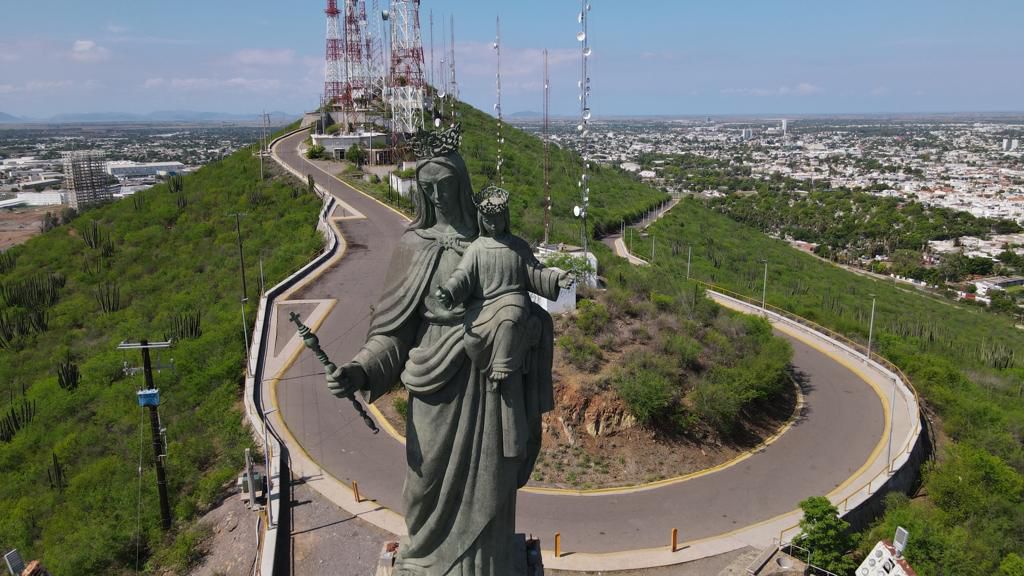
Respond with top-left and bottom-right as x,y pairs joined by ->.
764,318 -> 891,499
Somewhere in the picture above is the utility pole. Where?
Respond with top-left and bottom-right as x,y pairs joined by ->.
687,245 -> 692,280
120,339 -> 174,531
231,213 -> 252,375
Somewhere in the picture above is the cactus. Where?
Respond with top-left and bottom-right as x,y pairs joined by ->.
47,452 -> 66,491
0,273 -> 65,309
132,192 -> 146,211
168,309 -> 202,341
94,283 -> 121,314
168,174 -> 184,194
0,250 -> 17,274
57,353 -> 80,391
176,194 -> 189,210
81,220 -> 105,249
0,309 -> 49,349
0,397 -> 36,442
248,188 -> 264,206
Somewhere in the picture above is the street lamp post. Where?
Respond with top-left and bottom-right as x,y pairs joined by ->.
262,407 -> 279,528
761,259 -> 768,311
867,296 -> 876,361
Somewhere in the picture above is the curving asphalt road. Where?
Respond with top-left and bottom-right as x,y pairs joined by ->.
267,129 -> 908,569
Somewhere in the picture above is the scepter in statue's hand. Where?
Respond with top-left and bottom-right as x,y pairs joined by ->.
289,312 -> 379,434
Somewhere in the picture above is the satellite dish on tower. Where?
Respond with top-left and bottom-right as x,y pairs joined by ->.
573,205 -> 582,218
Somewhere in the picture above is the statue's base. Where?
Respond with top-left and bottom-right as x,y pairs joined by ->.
374,535 -> 544,575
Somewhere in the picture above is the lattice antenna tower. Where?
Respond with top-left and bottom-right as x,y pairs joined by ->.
343,0 -> 367,109
389,0 -> 427,135
369,0 -> 389,104
324,0 -> 345,108
575,0 -> 593,256
493,16 -> 504,186
543,48 -> 551,246
429,10 -> 435,89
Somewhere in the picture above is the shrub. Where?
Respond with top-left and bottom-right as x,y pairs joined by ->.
393,395 -> 408,420
661,333 -> 702,371
306,144 -> 326,159
575,299 -> 610,336
557,331 -> 603,372
793,496 -> 857,575
613,366 -> 674,425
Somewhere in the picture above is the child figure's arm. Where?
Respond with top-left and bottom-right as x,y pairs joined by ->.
436,245 -> 478,310
523,247 -> 573,300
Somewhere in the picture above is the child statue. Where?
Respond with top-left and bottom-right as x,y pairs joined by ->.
436,186 -> 574,456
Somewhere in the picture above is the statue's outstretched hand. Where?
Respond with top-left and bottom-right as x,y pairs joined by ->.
436,286 -> 455,310
558,271 -> 576,290
326,362 -> 367,399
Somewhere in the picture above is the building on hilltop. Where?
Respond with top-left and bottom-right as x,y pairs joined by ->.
62,151 -> 114,210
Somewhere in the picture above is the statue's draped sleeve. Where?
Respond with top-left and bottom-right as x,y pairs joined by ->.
352,232 -> 441,403
522,242 -> 563,301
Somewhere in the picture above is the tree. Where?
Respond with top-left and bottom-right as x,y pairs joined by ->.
1001,554 -> 1024,576
793,496 -> 858,575
346,144 -> 366,167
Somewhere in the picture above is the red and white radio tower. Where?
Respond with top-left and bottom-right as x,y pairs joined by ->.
389,0 -> 426,134
343,0 -> 367,105
324,0 -> 344,107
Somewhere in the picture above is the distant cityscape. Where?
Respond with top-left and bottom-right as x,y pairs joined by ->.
0,124 -> 274,209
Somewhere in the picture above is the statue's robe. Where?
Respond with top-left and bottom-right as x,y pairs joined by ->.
352,227 -> 558,575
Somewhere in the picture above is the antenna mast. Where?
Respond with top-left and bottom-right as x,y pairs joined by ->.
449,14 -> 458,121
388,0 -> 426,135
576,0 -> 592,256
543,49 -> 551,246
324,0 -> 344,108
493,16 -> 504,186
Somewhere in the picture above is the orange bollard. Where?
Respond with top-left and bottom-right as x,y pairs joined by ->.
671,528 -> 678,552
554,532 -> 561,558
352,480 -> 361,503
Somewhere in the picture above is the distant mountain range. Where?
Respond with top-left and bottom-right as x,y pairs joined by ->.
0,110 -> 296,124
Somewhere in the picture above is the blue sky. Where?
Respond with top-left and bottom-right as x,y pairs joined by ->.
1,1 -> 1022,118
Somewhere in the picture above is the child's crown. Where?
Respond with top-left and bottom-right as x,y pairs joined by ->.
474,186 -> 510,216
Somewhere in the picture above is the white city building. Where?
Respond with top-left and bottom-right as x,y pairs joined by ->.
105,161 -> 185,178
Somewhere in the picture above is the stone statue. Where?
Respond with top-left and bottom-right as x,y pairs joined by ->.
326,125 -> 566,575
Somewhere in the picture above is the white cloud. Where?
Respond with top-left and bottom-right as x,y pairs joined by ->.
230,49 -> 296,66
70,40 -> 110,63
142,77 -> 281,92
722,82 -> 822,97
107,23 -> 129,34
0,80 -> 74,94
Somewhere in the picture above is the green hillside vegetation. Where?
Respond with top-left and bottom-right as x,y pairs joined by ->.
560,266 -> 793,437
711,186 -> 1019,264
344,101 -> 669,246
634,198 -> 1024,573
0,143 -> 323,573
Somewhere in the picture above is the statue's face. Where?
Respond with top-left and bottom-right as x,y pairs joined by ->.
418,162 -> 459,215
480,212 -> 506,236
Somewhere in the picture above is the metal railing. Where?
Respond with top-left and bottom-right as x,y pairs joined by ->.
695,281 -> 924,546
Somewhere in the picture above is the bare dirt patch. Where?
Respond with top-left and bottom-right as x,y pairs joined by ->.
0,207 -> 50,250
